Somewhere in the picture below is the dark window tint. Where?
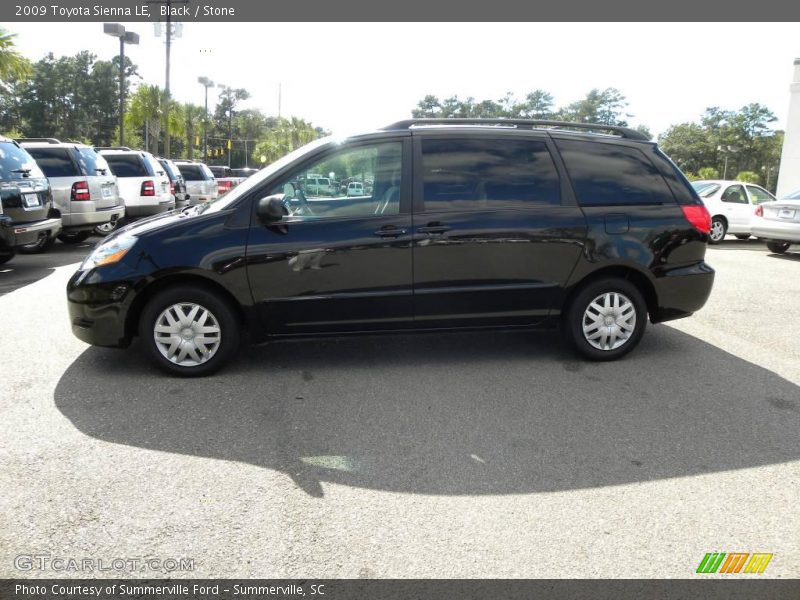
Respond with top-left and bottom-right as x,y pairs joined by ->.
177,164 -> 209,181
0,142 -> 45,179
26,147 -> 80,177
75,147 -> 109,176
721,184 -> 747,204
556,140 -> 675,206
421,138 -> 560,211
104,154 -> 150,177
209,166 -> 230,178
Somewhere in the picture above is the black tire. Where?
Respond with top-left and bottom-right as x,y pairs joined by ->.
563,277 -> 647,361
0,248 -> 14,265
58,231 -> 91,244
19,235 -> 56,254
708,217 -> 727,244
734,234 -> 750,241
139,284 -> 241,377
767,241 -> 790,254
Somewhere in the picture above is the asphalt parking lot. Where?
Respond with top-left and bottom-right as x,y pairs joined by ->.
1,237 -> 798,578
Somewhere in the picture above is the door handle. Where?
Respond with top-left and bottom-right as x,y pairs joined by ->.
418,222 -> 451,234
373,226 -> 407,238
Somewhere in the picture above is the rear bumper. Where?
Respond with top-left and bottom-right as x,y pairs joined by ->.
751,218 -> 800,243
4,217 -> 62,247
651,261 -> 715,323
63,204 -> 126,229
125,199 -> 175,217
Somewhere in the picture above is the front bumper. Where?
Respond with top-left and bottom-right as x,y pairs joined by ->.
4,217 -> 62,248
751,218 -> 800,243
651,261 -> 715,323
67,268 -> 140,348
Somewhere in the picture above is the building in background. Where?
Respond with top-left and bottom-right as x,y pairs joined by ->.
776,58 -> 800,198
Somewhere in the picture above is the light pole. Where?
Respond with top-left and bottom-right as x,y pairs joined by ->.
198,77 -> 214,161
218,84 -> 233,168
103,23 -> 139,147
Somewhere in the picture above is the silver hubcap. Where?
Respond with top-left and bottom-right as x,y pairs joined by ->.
710,220 -> 724,241
154,302 -> 222,367
582,292 -> 636,351
96,222 -> 117,234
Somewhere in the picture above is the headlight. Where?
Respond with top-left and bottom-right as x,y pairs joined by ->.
80,235 -> 138,271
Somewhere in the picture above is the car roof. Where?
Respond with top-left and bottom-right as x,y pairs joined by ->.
18,140 -> 93,149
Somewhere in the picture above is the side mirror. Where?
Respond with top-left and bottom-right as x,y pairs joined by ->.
256,194 -> 286,222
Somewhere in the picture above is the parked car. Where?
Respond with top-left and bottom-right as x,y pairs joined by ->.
208,165 -> 245,195
231,167 -> 259,179
346,181 -> 365,197
306,176 -> 336,196
67,118 -> 714,376
0,137 -> 61,263
157,157 -> 190,209
691,180 -> 776,243
174,161 -> 219,204
19,139 -> 124,247
750,188 -> 800,254
96,148 -> 173,235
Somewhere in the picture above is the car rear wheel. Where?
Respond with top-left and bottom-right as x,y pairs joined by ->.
767,241 -> 790,254
58,231 -> 91,244
564,277 -> 647,361
19,235 -> 56,254
140,285 -> 241,376
708,217 -> 727,244
734,234 -> 750,240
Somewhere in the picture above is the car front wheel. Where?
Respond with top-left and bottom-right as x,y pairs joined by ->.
564,278 -> 647,361
766,241 -> 790,254
708,217 -> 727,244
140,285 -> 241,376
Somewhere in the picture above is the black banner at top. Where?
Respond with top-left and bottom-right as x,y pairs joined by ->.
3,0 -> 800,21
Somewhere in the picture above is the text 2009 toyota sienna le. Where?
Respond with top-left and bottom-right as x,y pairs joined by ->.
67,119 -> 715,376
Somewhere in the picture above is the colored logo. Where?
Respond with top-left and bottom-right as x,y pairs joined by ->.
696,552 -> 773,574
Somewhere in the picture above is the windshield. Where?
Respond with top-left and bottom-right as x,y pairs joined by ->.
201,137 -> 332,214
691,181 -> 720,198
104,154 -> 151,177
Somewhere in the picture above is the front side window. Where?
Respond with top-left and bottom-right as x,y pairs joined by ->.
556,139 -> 675,206
269,141 -> 403,219
421,138 -> 560,212
25,147 -> 80,177
746,185 -> 775,204
721,184 -> 747,204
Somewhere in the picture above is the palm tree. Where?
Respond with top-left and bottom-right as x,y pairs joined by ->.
0,29 -> 31,82
126,84 -> 163,155
181,103 -> 205,159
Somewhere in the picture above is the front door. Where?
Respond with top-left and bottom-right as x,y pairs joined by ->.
720,183 -> 751,229
246,138 -> 413,334
410,133 -> 586,327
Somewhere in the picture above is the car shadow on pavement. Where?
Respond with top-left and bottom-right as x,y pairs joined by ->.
54,326 -> 800,498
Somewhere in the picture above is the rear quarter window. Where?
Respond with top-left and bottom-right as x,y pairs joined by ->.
104,154 -> 150,177
556,139 -> 675,206
25,147 -> 81,177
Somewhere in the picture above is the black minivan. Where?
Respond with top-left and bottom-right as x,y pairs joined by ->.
67,119 -> 715,375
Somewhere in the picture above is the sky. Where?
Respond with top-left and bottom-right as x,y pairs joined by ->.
8,22 -> 800,137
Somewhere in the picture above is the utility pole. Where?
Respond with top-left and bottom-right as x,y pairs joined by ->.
149,0 -> 186,157
103,23 -> 138,147
198,77 -> 214,162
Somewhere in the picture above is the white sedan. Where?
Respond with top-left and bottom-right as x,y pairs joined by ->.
751,189 -> 800,254
691,180 -> 776,243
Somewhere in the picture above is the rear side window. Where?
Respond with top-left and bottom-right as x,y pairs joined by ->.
160,160 -> 182,181
25,147 -> 80,177
0,142 -> 46,179
76,147 -> 110,176
421,138 -> 560,211
746,185 -> 775,204
178,165 -> 210,181
104,154 -> 150,177
556,139 -> 675,206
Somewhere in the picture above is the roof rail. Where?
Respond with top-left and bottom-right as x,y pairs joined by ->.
94,146 -> 132,151
15,137 -> 62,144
382,118 -> 650,141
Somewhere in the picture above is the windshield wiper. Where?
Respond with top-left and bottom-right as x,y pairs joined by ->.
11,168 -> 31,177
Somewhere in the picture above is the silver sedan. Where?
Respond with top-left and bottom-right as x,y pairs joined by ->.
751,189 -> 800,253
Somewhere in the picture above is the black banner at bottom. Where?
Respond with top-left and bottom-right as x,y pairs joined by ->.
2,579 -> 800,600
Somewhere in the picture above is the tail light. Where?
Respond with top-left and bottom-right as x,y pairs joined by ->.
71,181 -> 90,201
217,180 -> 232,194
681,204 -> 711,234
140,180 -> 155,197
170,182 -> 176,196
755,205 -> 763,217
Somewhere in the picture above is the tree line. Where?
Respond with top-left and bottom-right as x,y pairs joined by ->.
0,29 -> 785,189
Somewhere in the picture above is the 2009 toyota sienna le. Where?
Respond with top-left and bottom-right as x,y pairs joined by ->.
67,119 -> 715,376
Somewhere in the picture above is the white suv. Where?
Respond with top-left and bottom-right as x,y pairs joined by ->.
20,139 -> 124,244
691,180 -> 776,243
97,148 -> 173,232
174,161 -> 218,205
